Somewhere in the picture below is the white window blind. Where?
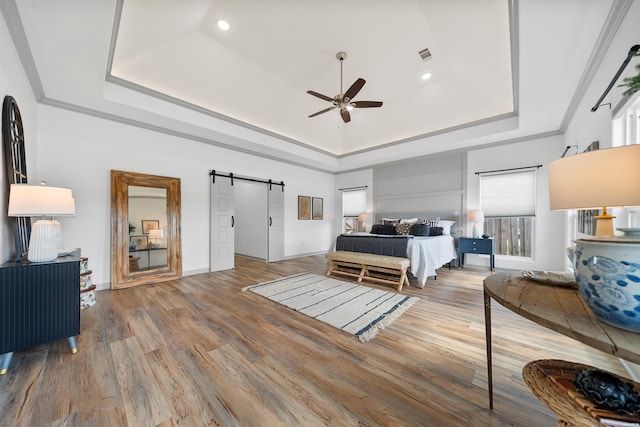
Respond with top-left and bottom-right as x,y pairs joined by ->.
342,189 -> 366,217
481,170 -> 536,217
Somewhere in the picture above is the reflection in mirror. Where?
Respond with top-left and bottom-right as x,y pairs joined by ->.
111,170 -> 181,289
128,186 -> 168,271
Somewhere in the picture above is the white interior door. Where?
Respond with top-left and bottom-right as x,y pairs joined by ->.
210,175 -> 235,271
268,185 -> 284,262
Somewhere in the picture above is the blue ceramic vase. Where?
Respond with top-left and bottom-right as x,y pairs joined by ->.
575,237 -> 640,332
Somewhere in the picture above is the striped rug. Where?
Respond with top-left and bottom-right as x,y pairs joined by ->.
242,272 -> 418,342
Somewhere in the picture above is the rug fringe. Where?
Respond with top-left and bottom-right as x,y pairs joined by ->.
357,297 -> 419,342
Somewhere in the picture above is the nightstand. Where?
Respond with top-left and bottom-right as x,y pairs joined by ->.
458,237 -> 494,270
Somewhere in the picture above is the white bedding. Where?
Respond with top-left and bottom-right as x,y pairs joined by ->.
407,235 -> 457,287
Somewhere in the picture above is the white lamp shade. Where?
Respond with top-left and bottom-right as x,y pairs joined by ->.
467,210 -> 484,223
8,184 -> 75,217
549,145 -> 640,211
148,229 -> 164,239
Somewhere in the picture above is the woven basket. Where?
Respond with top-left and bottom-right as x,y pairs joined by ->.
522,359 -> 640,427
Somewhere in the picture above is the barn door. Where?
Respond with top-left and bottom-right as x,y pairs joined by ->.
210,175 -> 235,271
268,184 -> 284,262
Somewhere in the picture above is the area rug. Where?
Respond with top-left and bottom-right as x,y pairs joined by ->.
242,272 -> 418,342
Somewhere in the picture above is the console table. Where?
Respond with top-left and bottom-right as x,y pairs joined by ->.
458,237 -> 494,270
0,250 -> 81,374
129,247 -> 167,271
483,273 -> 640,409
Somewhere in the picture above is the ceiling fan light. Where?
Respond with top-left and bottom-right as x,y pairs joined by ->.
217,20 -> 230,31
346,104 -> 354,111
421,72 -> 432,80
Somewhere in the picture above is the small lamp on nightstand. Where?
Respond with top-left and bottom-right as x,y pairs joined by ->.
357,212 -> 368,232
467,210 -> 484,238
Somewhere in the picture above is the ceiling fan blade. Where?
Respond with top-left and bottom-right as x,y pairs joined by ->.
351,101 -> 383,108
308,106 -> 336,118
340,108 -> 351,123
307,90 -> 334,102
344,78 -> 366,100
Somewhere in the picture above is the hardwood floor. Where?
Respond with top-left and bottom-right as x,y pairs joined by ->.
0,255 -> 635,426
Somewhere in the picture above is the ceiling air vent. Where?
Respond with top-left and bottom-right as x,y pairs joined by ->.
418,48 -> 432,61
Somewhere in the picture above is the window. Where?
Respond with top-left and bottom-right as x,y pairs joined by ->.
480,170 -> 537,257
612,95 -> 640,227
342,188 -> 366,233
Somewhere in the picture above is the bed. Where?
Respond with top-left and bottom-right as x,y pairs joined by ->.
335,213 -> 458,288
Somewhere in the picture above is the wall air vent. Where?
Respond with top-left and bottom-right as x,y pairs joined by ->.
418,48 -> 432,61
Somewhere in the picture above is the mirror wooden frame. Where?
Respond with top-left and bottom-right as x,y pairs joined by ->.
110,170 -> 182,289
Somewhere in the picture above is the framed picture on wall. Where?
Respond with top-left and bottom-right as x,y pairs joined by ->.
141,220 -> 160,234
298,196 -> 311,220
312,197 -> 323,220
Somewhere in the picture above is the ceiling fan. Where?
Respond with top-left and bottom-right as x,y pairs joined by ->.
307,51 -> 383,123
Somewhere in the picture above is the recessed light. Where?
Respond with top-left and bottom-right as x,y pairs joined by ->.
217,20 -> 230,31
421,73 -> 432,80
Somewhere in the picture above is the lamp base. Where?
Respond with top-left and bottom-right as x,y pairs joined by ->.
472,223 -> 480,238
28,219 -> 59,262
574,238 -> 640,332
594,213 -> 615,237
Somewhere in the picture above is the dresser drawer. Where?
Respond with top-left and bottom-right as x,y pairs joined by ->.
459,238 -> 494,254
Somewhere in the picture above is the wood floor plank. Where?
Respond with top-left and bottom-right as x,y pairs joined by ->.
110,336 -> 172,426
2,254 -> 638,426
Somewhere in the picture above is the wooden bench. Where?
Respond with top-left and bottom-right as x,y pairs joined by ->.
325,251 -> 411,291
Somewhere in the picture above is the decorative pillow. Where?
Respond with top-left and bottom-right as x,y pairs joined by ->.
426,217 -> 440,227
382,218 -> 400,225
400,217 -> 419,224
395,222 -> 412,235
435,220 -> 456,235
428,226 -> 444,236
409,223 -> 429,236
371,224 -> 397,235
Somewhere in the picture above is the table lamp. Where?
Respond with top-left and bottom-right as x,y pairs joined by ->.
549,144 -> 640,237
467,210 -> 484,238
357,213 -> 368,232
148,228 -> 163,247
549,144 -> 640,332
8,183 -> 76,262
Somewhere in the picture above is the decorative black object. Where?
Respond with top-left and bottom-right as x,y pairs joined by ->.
2,95 -> 31,261
482,234 -> 490,239
574,369 -> 640,415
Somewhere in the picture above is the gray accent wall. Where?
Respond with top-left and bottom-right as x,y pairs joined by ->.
373,153 -> 465,226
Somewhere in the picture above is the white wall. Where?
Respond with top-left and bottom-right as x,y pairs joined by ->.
234,180 -> 267,260
467,135 -> 566,271
0,13 -> 39,263
35,105 -> 336,289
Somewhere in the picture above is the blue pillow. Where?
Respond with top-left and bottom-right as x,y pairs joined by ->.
428,226 -> 443,236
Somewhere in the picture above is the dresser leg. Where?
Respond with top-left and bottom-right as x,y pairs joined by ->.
0,352 -> 14,375
67,337 -> 78,354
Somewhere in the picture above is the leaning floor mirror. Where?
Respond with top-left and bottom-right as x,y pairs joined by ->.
110,170 -> 182,289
